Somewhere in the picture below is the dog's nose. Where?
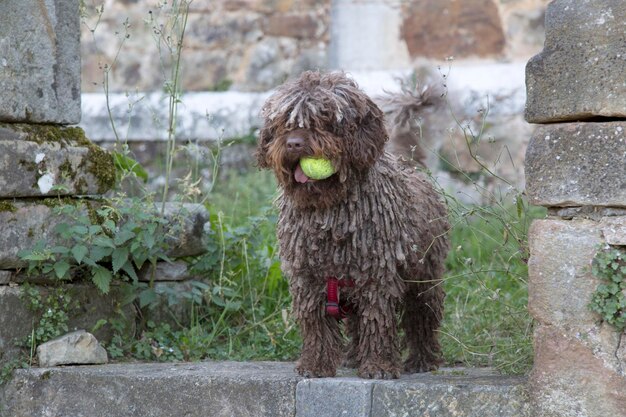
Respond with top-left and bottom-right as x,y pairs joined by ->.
286,136 -> 305,152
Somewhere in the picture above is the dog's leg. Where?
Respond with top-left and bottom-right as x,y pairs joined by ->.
292,279 -> 343,377
402,282 -> 445,373
355,289 -> 402,379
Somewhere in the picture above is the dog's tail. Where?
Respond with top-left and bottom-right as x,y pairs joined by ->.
377,79 -> 444,166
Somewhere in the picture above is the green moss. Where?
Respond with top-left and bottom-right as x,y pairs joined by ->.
27,227 -> 34,238
40,197 -> 79,209
0,123 -> 89,147
83,146 -> 115,194
59,159 -> 77,181
0,201 -> 17,213
82,200 -> 104,226
75,177 -> 88,195
8,124 -> 115,194
18,159 -> 37,172
3,123 -> 116,194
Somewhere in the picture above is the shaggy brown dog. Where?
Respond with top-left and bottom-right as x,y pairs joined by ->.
256,71 -> 449,379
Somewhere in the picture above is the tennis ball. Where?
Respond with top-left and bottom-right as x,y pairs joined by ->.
299,157 -> 336,180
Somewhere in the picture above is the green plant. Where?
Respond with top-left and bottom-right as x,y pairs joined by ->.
19,198 -> 175,298
589,246 -> 626,331
0,359 -> 29,386
18,285 -> 76,362
439,204 -> 542,374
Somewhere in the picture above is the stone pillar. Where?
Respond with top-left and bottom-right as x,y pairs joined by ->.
524,1 -> 626,416
0,1 -> 210,362
0,1 -> 81,124
328,0 -> 410,71
0,0 -> 117,360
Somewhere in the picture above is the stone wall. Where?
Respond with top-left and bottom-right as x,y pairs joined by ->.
81,0 -> 549,93
0,0 -> 211,364
79,0 -> 551,196
524,1 -> 626,416
81,0 -> 330,93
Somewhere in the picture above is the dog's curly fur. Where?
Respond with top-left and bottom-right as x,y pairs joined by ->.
257,71 -> 449,379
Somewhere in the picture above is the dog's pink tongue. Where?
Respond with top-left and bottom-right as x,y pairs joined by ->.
294,164 -> 310,183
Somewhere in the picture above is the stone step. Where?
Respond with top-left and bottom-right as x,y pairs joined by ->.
0,124 -> 114,198
0,362 -> 530,417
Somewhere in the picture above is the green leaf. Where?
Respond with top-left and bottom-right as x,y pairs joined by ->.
21,253 -> 49,262
139,288 -> 157,308
90,246 -> 113,262
89,225 -> 103,235
92,267 -> 112,294
69,225 -> 89,236
114,229 -> 136,246
53,261 -> 71,279
50,246 -> 70,255
143,231 -> 156,250
93,236 -> 115,248
71,245 -> 89,264
103,220 -> 116,232
91,319 -> 108,333
121,261 -> 139,283
112,151 -> 149,183
112,246 -> 129,274
54,223 -> 71,236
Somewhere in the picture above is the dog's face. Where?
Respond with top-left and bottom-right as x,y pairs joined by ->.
257,71 -> 388,208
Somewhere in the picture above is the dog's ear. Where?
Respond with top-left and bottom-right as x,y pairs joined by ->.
348,98 -> 388,170
255,126 -> 273,169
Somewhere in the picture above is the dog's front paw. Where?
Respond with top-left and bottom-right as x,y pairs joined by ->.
295,360 -> 336,378
358,362 -> 400,380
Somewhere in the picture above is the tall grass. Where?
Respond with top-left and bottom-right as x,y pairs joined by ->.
177,167 -> 543,374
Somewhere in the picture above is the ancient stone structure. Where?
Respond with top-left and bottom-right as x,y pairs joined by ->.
80,0 -> 550,93
78,0 -> 550,201
524,1 -> 626,416
0,2 -> 81,124
0,0 -> 209,362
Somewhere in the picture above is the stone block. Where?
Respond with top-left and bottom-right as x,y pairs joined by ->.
527,219 -> 603,327
0,270 -> 10,284
142,281 -> 199,327
0,284 -> 131,361
530,325 -> 626,417
0,201 -> 209,269
297,369 -> 530,417
296,378 -> 374,417
0,125 -> 115,197
372,373 -> 530,417
2,362 -> 299,417
401,0 -> 506,59
161,203 -> 211,258
0,363 -> 533,417
601,217 -> 626,246
329,0 -> 411,70
263,14 -> 319,39
138,261 -> 193,282
528,217 -> 626,417
0,0 -> 81,124
525,0 -> 626,123
81,91 -> 269,142
37,330 -> 108,367
525,122 -> 626,208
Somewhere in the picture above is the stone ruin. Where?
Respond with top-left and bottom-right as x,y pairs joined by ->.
0,0 -> 625,416
0,1 -> 210,364
524,0 -> 626,416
